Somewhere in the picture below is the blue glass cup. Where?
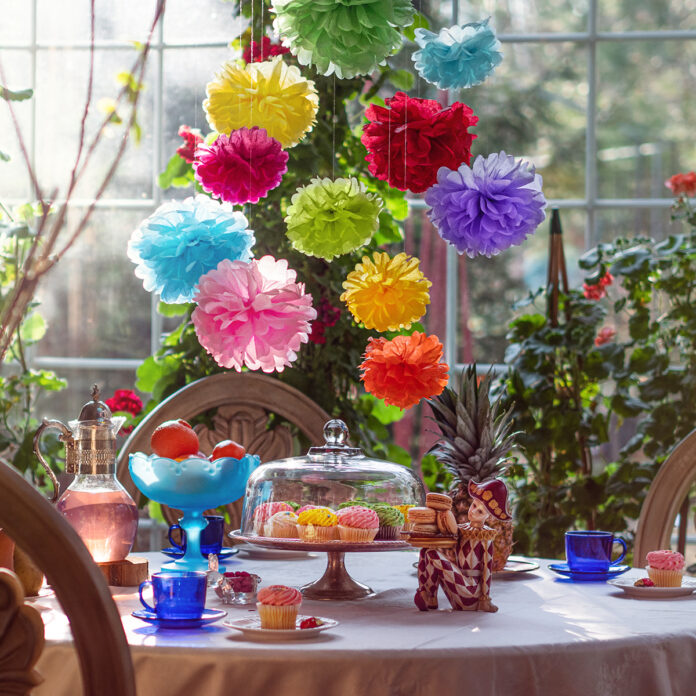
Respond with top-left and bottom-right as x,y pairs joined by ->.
168,515 -> 224,556
565,530 -> 627,572
138,571 -> 207,619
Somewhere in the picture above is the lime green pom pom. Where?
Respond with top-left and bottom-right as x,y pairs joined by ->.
285,177 -> 382,261
272,0 -> 415,79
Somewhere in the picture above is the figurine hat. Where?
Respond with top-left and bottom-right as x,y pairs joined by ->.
468,479 -> 510,521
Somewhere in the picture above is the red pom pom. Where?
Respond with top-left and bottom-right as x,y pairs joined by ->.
361,92 -> 477,193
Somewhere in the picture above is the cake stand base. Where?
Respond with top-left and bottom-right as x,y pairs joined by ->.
301,551 -> 374,601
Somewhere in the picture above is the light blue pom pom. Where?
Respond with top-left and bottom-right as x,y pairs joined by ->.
128,195 -> 254,304
412,18 -> 502,90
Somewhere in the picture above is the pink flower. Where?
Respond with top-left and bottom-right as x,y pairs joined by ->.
192,256 -> 316,373
594,326 -> 616,346
243,36 -> 290,64
176,125 -> 203,163
665,171 -> 696,197
583,272 -> 613,300
194,127 -> 288,205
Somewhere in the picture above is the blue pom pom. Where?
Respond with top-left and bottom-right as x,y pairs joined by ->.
412,18 -> 502,90
128,196 -> 254,304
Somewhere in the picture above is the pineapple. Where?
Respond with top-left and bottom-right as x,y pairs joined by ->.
428,365 -> 518,571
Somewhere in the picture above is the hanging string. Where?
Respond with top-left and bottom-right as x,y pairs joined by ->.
249,0 -> 254,212
332,74 -> 336,180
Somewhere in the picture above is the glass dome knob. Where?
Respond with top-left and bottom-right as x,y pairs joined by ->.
324,419 -> 349,446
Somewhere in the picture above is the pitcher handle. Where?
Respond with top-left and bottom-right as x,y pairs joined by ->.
32,419 -> 70,503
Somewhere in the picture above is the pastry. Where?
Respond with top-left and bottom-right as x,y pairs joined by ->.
425,492 -> 452,511
407,507 -> 436,525
394,504 -> 415,530
633,578 -> 655,587
296,507 -> 339,541
436,510 -> 458,536
256,585 -> 302,629
336,506 -> 379,542
645,550 -> 685,587
252,501 -> 293,534
374,505 -> 405,540
264,510 -> 299,538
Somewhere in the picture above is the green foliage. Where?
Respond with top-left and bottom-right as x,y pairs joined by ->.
0,203 -> 67,490
499,195 -> 696,558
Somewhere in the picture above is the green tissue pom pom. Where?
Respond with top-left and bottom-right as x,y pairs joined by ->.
272,0 -> 415,78
285,177 -> 382,261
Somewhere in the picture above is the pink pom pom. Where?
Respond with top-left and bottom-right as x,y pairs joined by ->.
194,127 -> 289,205
193,255 -> 317,373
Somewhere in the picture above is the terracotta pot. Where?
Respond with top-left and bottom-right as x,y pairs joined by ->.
0,529 -> 15,570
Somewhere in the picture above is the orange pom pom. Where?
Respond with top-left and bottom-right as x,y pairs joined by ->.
359,332 -> 449,409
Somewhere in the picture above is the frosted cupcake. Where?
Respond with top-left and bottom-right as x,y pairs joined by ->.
256,585 -> 302,629
264,510 -> 299,538
336,506 -> 379,542
394,504 -> 415,531
646,550 -> 685,587
296,507 -> 338,541
252,501 -> 293,535
374,505 -> 405,540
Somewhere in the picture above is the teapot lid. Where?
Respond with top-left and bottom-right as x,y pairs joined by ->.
307,419 -> 362,459
77,384 -> 113,423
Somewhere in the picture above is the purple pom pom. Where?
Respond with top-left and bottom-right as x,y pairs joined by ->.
425,151 -> 546,257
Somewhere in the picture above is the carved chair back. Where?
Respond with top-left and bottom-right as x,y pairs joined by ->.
0,463 -> 135,696
633,429 -> 696,567
116,372 -> 330,532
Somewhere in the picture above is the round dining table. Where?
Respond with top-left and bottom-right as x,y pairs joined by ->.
32,548 -> 696,696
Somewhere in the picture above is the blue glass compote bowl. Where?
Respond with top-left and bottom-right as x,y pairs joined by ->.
129,452 -> 260,572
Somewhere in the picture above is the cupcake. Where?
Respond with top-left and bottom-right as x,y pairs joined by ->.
394,504 -> 415,531
256,585 -> 302,629
264,510 -> 299,538
296,507 -> 338,541
374,505 -> 405,540
336,506 -> 379,542
252,501 -> 293,535
646,550 -> 685,587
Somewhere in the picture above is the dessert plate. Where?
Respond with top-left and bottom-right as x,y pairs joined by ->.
235,546 -> 314,560
225,615 -> 338,640
548,562 -> 630,582
608,576 -> 696,598
132,608 -> 227,629
161,547 -> 239,560
494,556 -> 540,578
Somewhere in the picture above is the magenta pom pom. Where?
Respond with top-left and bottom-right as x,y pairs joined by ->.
194,127 -> 289,205
192,255 -> 316,373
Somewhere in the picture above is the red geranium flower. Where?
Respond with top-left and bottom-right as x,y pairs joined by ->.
583,272 -> 613,300
105,389 -> 143,434
176,125 -> 203,164
309,298 -> 341,345
665,171 -> 696,198
243,36 -> 290,64
594,326 -> 616,346
361,92 -> 477,194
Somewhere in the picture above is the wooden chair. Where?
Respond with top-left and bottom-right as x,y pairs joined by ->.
0,463 -> 135,696
633,429 -> 696,566
116,371 -> 330,531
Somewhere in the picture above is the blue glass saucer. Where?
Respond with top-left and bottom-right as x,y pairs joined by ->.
132,608 -> 227,629
161,547 -> 239,561
548,562 -> 630,582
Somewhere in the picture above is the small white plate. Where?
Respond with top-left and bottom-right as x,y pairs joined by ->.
225,615 -> 338,640
608,576 -> 696,598
494,556 -> 540,578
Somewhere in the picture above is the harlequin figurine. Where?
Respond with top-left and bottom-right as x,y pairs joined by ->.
407,479 -> 510,613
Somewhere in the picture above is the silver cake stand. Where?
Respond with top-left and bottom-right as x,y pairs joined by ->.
230,531 -> 411,600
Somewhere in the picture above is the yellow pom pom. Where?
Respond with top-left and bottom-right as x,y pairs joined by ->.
203,56 -> 319,148
341,252 -> 431,332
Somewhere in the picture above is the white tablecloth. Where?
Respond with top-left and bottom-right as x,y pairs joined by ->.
34,550 -> 696,696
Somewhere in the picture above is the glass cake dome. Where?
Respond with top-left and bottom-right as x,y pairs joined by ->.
240,419 -> 426,537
